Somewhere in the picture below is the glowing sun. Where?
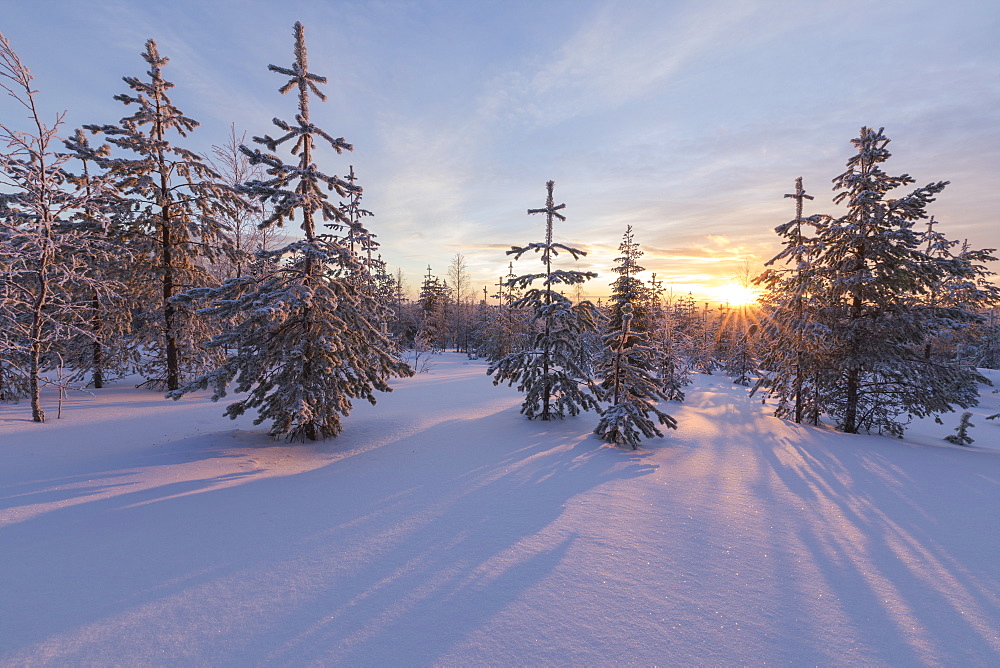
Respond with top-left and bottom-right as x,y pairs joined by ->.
714,283 -> 759,307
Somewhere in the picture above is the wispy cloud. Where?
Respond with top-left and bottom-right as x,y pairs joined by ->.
524,1 -> 766,119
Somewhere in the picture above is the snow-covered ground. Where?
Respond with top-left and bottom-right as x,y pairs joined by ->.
2,355 -> 999,665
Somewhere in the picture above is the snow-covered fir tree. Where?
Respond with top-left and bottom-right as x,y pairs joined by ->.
717,262 -> 759,386
84,39 -> 244,391
919,223 -> 999,367
605,225 -> 654,344
961,306 -> 1000,370
594,227 -> 678,448
168,22 -> 412,441
595,302 -> 678,449
754,177 -> 827,423
466,285 -> 499,360
388,267 -> 420,347
602,227 -> 688,395
488,180 -> 601,420
758,127 -> 998,435
338,164 -> 400,354
341,165 -> 374,258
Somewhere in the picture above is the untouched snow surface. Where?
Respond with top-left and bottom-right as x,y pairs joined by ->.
2,355 -> 999,665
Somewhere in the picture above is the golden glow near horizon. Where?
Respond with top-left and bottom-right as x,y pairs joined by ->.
710,283 -> 760,307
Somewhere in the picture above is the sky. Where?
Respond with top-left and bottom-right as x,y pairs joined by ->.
3,0 -> 999,303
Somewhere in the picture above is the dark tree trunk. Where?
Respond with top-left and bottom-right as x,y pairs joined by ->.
162,216 -> 179,391
92,294 -> 104,389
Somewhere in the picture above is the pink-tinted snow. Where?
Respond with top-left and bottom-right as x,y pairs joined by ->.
2,356 -> 998,665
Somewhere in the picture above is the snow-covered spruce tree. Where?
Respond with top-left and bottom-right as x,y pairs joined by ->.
688,301 -> 720,374
85,39 -> 243,391
340,163 -> 395,312
602,226 -> 685,393
717,262 -> 759,386
337,163 -> 399,350
488,180 -> 601,420
387,267 -> 419,346
338,165 -> 401,354
594,227 -> 677,448
961,306 -> 1000,370
595,302 -> 678,449
753,177 -> 829,423
470,282 -> 506,363
465,286 -> 493,359
767,127 -> 996,435
605,225 -> 654,345
0,32 -> 124,419
168,22 -> 412,442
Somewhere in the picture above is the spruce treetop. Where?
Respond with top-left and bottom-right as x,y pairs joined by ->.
506,180 -> 596,291
272,22 -> 328,110
83,39 -> 232,195
528,179 -> 565,248
111,40 -> 198,138
832,127 -> 949,235
239,22 -> 355,239
612,225 -> 644,278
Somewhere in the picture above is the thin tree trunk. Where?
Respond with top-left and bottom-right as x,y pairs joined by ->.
29,248 -> 49,422
162,219 -> 179,391
154,93 -> 180,392
92,294 -> 104,389
794,351 -> 803,423
542,243 -> 552,420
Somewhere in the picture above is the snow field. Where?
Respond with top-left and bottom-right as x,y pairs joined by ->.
1,354 -> 998,665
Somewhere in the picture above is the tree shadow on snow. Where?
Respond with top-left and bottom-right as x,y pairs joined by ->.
0,434 -> 254,517
0,403 -> 655,665
754,428 -> 1000,664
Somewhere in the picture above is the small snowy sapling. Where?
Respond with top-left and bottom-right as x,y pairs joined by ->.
944,412 -> 975,446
